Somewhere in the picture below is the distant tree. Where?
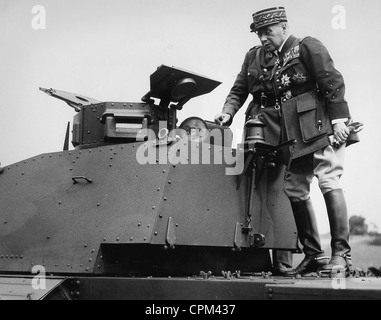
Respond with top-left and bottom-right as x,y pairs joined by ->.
349,215 -> 368,235
368,223 -> 379,235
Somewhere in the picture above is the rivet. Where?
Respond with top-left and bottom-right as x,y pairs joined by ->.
130,237 -> 134,241
147,224 -> 150,228
144,237 -> 147,241
168,180 -> 172,184
159,214 -> 163,218
84,244 -> 88,248
4,221 -> 7,224
176,223 -> 179,227
138,223 -> 141,226
89,258 -> 92,262
58,201 -> 62,205
157,188 -> 160,191
91,249 -> 95,253
86,267 -> 90,271
103,238 -> 106,241
110,157 -> 113,160
21,172 -> 24,175
109,164 -> 112,167
97,203 -> 100,207
116,237 -> 120,241
163,197 -> 167,201
152,206 -> 156,210
154,232 -> 158,236
47,236 -> 50,240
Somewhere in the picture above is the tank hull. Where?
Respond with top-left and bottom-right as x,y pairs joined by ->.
0,142 -> 297,276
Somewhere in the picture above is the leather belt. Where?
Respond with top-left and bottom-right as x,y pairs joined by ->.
253,83 -> 317,109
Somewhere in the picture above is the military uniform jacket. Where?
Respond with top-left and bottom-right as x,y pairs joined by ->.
223,35 -> 358,158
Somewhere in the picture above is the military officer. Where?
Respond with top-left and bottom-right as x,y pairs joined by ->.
215,6 -> 362,276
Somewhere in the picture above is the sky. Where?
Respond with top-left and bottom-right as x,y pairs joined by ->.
0,0 -> 381,234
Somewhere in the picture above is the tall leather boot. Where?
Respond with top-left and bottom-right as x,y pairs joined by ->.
272,250 -> 293,276
286,199 -> 329,276
320,189 -> 352,273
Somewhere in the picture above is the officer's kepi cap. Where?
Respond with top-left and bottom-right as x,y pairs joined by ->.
250,6 -> 288,32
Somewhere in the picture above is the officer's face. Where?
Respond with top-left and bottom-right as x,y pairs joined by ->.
256,24 -> 287,52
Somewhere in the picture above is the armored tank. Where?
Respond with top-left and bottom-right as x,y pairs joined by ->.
0,65 -> 380,300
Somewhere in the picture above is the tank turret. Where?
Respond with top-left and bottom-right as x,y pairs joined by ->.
40,65 -> 224,150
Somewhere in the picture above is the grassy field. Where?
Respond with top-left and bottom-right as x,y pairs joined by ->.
292,234 -> 381,271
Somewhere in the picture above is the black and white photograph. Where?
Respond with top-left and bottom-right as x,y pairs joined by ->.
0,0 -> 380,304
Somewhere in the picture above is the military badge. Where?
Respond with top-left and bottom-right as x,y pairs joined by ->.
292,72 -> 307,83
283,45 -> 300,66
285,90 -> 292,100
281,74 -> 291,87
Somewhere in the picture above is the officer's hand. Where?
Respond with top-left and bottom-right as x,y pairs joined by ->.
214,113 -> 232,126
333,122 -> 350,144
